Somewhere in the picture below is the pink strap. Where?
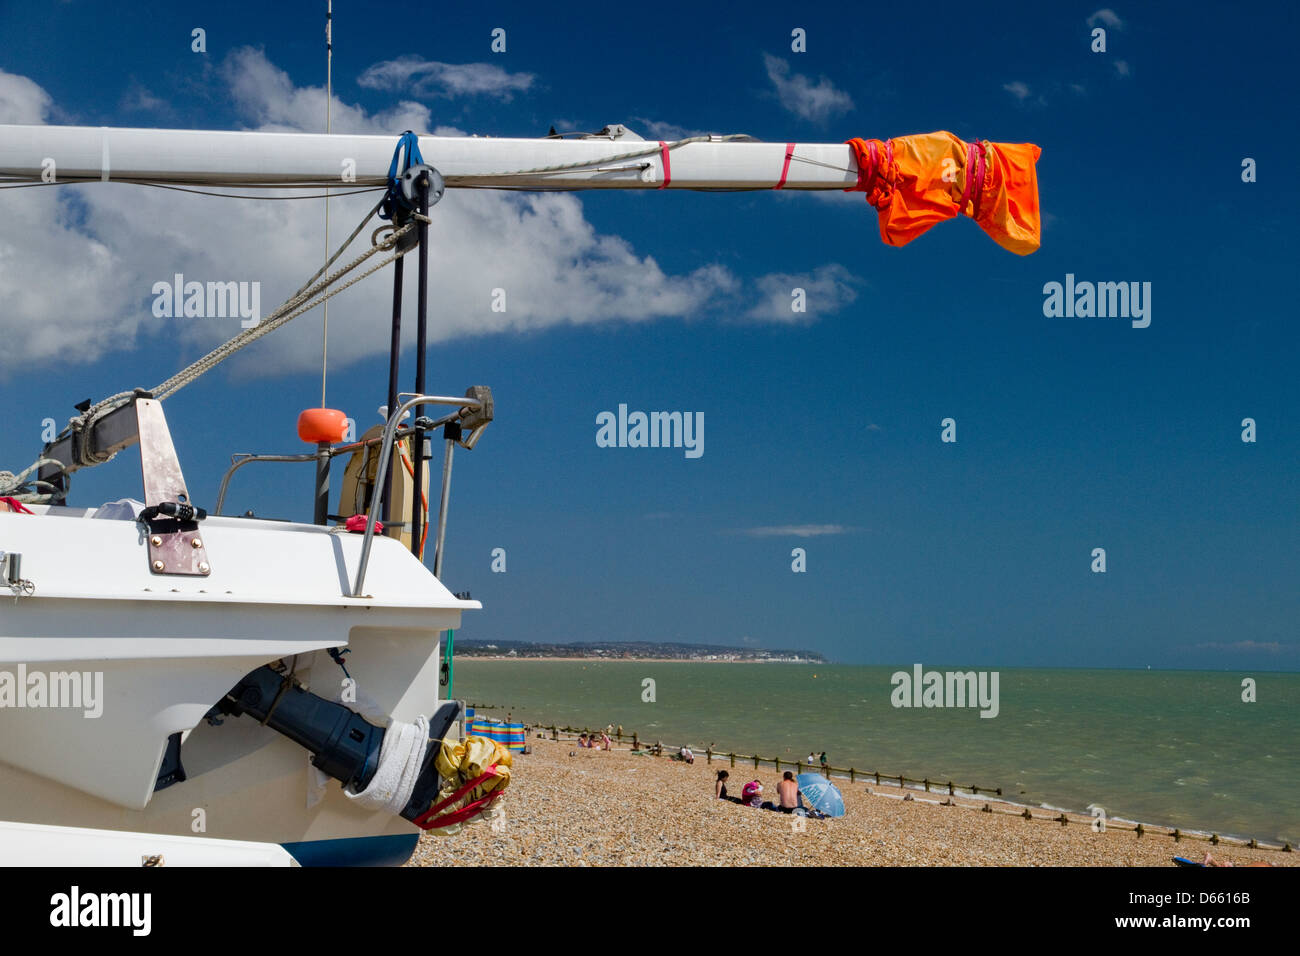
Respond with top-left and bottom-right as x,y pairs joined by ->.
774,142 -> 795,189
658,141 -> 671,190
412,763 -> 501,829
959,141 -> 987,219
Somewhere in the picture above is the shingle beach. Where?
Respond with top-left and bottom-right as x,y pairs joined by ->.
409,735 -> 1293,867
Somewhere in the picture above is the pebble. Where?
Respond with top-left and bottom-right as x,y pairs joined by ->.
406,738 -> 1293,868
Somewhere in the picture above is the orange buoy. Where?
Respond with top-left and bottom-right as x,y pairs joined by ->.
297,408 -> 348,444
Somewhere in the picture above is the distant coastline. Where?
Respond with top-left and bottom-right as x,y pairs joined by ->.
454,639 -> 826,663
462,655 -> 808,663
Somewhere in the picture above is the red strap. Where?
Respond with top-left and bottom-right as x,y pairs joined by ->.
658,141 -> 671,190
417,789 -> 503,830
411,763 -> 500,829
774,142 -> 795,189
0,497 -> 33,514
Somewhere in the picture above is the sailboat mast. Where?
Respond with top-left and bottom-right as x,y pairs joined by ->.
321,0 -> 332,407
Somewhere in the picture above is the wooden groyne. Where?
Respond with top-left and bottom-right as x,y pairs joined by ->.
502,718 -> 1294,856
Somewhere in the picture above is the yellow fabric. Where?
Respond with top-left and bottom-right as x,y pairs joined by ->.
427,735 -> 512,833
847,131 -> 1042,256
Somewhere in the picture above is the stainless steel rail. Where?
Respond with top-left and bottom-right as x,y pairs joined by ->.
214,454 -> 316,515
212,420 -> 454,515
350,393 -> 484,598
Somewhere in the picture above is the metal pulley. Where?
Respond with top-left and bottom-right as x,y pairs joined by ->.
399,164 -> 444,209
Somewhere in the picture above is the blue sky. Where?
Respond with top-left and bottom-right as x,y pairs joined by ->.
0,1 -> 1296,669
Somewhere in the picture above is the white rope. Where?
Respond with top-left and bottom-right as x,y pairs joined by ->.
151,221 -> 414,400
37,209 -> 419,480
0,458 -> 68,504
465,133 -> 752,180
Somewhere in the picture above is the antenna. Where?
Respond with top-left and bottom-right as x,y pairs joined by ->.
320,0 -> 333,406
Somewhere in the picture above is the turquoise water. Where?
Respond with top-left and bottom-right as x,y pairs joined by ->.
455,662 -> 1300,844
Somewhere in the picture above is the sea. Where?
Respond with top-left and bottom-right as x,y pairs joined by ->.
455,661 -> 1300,845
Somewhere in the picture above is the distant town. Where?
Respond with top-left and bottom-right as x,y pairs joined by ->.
455,640 -> 827,663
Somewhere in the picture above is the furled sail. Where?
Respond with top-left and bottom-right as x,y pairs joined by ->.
847,132 -> 1042,255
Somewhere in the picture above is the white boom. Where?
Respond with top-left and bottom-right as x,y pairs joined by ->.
0,123 -> 858,191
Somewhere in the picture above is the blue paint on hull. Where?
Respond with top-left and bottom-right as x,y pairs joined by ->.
282,832 -> 419,867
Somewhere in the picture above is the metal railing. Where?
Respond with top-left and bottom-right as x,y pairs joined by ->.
351,392 -> 484,598
212,425 -> 434,516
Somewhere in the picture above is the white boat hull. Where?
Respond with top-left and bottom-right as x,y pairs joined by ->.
0,506 -> 474,865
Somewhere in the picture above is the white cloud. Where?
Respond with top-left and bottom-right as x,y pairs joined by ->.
119,83 -> 168,114
631,118 -> 711,141
223,48 -> 432,133
357,55 -> 534,101
1114,59 -> 1131,77
743,264 -> 859,323
0,52 -> 858,375
1002,81 -> 1032,101
0,67 -> 52,124
762,54 -> 853,123
1087,8 -> 1124,29
737,524 -> 852,537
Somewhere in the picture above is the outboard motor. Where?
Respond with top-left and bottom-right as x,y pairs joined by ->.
214,664 -> 458,825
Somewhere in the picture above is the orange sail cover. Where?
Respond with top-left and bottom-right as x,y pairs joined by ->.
847,132 -> 1041,255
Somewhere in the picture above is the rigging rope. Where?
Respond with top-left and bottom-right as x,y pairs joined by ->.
0,179 -> 386,199
0,459 -> 70,504
4,131 -> 758,501
463,133 -> 752,180
35,200 -> 422,488
0,133 -> 758,190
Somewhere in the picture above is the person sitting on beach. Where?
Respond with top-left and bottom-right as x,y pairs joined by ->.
679,745 -> 695,764
716,770 -> 739,802
777,771 -> 799,813
1202,851 -> 1273,868
578,733 -> 590,748
740,780 -> 778,810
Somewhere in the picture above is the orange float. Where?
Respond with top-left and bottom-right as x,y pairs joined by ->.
297,408 -> 348,444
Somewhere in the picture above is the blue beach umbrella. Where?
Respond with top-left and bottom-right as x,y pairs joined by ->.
795,773 -> 846,818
